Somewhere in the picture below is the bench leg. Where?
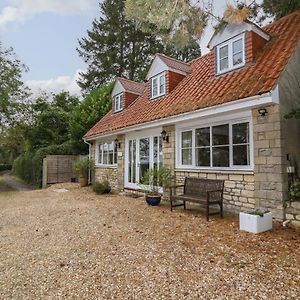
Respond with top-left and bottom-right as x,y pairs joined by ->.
206,204 -> 209,221
183,201 -> 186,210
170,198 -> 173,211
220,202 -> 223,218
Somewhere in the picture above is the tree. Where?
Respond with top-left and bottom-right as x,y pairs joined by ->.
260,0 -> 300,20
0,43 -> 29,131
77,0 -> 164,92
125,0 -> 209,50
69,84 -> 113,152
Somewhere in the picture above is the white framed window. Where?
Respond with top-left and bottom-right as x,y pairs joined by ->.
97,141 -> 117,166
178,120 -> 252,170
151,72 -> 166,99
114,93 -> 124,113
216,34 -> 245,74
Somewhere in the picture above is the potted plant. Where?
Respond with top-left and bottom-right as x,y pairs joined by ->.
289,180 -> 300,201
140,166 -> 173,206
73,157 -> 94,187
239,207 -> 272,234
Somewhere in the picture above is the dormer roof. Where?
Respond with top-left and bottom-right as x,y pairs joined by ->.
208,20 -> 270,50
146,53 -> 191,80
112,77 -> 145,97
85,10 -> 300,139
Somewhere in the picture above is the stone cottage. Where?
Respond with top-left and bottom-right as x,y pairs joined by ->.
84,11 -> 300,225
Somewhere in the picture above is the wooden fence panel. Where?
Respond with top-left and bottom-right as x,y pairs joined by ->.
43,155 -> 78,187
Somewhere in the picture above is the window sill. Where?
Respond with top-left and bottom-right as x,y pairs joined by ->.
216,63 -> 245,76
175,167 -> 254,174
95,164 -> 118,169
150,94 -> 166,101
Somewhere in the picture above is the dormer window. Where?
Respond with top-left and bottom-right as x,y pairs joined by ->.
151,72 -> 166,99
114,93 -> 123,113
217,35 -> 245,74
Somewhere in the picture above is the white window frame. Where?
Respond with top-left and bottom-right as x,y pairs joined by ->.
114,93 -> 123,113
151,72 -> 166,99
216,34 -> 245,74
96,140 -> 117,167
176,116 -> 253,171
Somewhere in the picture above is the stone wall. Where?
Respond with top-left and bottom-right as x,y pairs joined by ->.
285,201 -> 300,227
175,170 -> 255,212
252,105 -> 288,221
95,167 -> 118,190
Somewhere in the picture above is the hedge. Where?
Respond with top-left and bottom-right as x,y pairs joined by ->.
12,141 -> 85,187
0,164 -> 12,172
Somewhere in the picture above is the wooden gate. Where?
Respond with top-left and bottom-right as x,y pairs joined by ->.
42,155 -> 78,188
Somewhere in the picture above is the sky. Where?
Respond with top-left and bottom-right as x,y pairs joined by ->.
0,0 -> 235,96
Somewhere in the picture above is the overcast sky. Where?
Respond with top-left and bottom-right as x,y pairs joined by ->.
0,0 -> 236,96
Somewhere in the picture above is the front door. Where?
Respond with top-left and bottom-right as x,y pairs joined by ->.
125,133 -> 162,190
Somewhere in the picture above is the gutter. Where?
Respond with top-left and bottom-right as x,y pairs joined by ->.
85,87 -> 279,141
83,138 -> 92,185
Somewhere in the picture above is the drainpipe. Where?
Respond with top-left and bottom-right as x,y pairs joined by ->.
83,138 -> 92,185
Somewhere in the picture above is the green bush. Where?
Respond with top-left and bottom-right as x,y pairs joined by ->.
290,180 -> 300,199
92,180 -> 111,194
0,164 -> 12,172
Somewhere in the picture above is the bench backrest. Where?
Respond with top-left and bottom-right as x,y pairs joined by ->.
184,177 -> 224,197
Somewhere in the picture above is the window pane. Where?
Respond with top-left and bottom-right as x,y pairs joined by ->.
152,78 -> 158,97
196,127 -> 210,147
233,52 -> 243,65
153,136 -> 158,168
220,58 -> 228,71
159,74 -> 165,95
182,149 -> 192,165
212,124 -> 229,145
233,39 -> 243,54
233,122 -> 249,144
213,146 -> 229,167
181,131 -> 192,148
98,144 -> 103,164
196,148 -> 210,167
119,94 -> 123,110
233,145 -> 249,166
219,45 -> 228,59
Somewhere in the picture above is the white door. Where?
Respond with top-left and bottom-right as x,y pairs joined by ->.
125,133 -> 162,190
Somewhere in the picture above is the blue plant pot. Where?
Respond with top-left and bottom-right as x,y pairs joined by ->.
145,195 -> 161,206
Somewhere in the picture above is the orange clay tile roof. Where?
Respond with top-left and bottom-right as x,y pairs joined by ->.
156,53 -> 191,73
85,11 -> 300,138
116,77 -> 145,95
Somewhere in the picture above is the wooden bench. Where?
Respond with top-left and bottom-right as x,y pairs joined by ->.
169,177 -> 224,221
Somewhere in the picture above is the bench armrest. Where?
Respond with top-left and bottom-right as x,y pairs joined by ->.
207,189 -> 223,193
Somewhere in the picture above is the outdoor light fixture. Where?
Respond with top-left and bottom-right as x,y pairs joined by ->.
258,108 -> 268,117
114,138 -> 121,148
161,129 -> 169,143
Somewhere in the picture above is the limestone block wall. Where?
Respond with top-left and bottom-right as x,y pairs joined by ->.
175,171 -> 255,212
95,167 -> 118,190
285,202 -> 300,227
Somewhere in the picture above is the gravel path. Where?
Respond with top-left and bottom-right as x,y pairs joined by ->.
0,183 -> 299,299
0,172 -> 33,192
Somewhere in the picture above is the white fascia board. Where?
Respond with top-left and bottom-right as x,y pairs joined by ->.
84,90 -> 278,141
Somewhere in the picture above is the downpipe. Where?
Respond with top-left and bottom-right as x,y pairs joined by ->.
83,138 -> 92,185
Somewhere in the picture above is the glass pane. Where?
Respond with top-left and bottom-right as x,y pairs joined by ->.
220,58 -> 228,71
181,131 -> 192,148
219,45 -> 228,59
108,151 -> 114,164
152,78 -> 158,97
153,136 -> 158,168
129,140 -> 132,182
139,138 -> 150,182
212,124 -> 229,145
159,74 -> 165,95
159,137 -> 163,167
196,127 -> 210,147
233,52 -> 243,66
182,149 -> 192,165
233,145 -> 249,166
120,94 -> 123,110
133,140 -> 136,182
212,146 -> 229,167
233,39 -> 243,54
233,122 -> 249,144
196,148 -> 210,167
98,144 -> 103,164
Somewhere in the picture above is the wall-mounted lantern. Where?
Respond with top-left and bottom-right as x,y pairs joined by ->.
258,108 -> 268,117
161,129 -> 169,143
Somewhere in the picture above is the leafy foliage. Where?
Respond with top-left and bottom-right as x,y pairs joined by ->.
261,0 -> 300,20
92,181 -> 111,194
289,180 -> 300,199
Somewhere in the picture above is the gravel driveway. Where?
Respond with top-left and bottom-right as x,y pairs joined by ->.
0,183 -> 299,299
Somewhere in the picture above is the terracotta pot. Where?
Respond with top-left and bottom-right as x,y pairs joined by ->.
79,176 -> 88,187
